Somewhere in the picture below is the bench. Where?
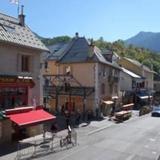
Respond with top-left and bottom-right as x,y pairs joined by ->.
115,111 -> 132,122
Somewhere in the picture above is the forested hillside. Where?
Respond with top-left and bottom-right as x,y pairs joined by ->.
40,35 -> 160,73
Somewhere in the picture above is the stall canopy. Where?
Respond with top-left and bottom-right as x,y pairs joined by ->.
6,106 -> 56,127
112,96 -> 119,100
137,95 -> 152,100
103,100 -> 114,105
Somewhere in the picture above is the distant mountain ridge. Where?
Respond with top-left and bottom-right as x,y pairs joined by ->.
125,31 -> 160,52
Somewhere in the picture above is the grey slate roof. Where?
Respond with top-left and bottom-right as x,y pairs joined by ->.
47,37 -> 121,69
47,43 -> 69,60
0,12 -> 48,51
124,57 -> 154,73
58,37 -> 96,63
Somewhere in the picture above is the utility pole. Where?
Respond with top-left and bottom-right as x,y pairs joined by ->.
83,87 -> 86,120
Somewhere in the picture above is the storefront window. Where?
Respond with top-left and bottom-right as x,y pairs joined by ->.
0,87 -> 28,109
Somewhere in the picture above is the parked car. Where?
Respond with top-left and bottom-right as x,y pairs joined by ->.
151,106 -> 160,117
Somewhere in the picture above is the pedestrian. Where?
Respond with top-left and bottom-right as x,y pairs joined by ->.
51,122 -> 58,133
65,111 -> 70,128
61,105 -> 65,115
75,110 -> 81,126
67,125 -> 72,143
95,108 -> 99,120
111,100 -> 116,117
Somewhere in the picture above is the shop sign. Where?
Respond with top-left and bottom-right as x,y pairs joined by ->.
0,77 -> 32,84
0,77 -> 16,83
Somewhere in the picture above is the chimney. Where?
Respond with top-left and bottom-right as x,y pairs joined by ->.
88,39 -> 94,58
75,32 -> 79,38
18,5 -> 25,26
90,38 -> 94,46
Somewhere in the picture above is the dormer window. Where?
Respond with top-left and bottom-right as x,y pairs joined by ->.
3,25 -> 15,33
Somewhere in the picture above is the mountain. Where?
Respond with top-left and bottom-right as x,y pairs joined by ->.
125,31 -> 160,52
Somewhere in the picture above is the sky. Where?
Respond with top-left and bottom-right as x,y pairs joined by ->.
1,0 -> 160,42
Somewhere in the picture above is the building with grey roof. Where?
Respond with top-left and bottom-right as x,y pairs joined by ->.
0,8 -> 51,145
43,33 -> 121,116
118,57 -> 154,91
0,8 -> 48,110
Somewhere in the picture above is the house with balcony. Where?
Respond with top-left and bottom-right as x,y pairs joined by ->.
118,57 -> 154,91
0,10 -> 56,144
118,57 -> 154,108
43,33 -> 121,116
120,67 -> 144,104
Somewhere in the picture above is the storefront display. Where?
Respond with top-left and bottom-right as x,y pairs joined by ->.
0,75 -> 34,109
0,87 -> 28,109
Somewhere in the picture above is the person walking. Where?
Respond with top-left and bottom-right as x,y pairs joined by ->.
75,110 -> 81,126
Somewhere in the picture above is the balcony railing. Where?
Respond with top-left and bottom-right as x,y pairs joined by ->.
43,86 -> 95,97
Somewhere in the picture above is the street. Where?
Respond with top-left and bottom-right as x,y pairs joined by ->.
35,114 -> 160,160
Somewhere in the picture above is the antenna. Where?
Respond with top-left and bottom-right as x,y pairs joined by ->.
10,0 -> 20,16
17,1 -> 20,16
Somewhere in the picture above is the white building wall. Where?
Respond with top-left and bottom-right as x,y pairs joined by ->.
0,44 -> 43,105
120,71 -> 132,91
144,70 -> 154,90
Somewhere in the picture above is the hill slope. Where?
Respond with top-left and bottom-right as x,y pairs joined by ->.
125,31 -> 160,52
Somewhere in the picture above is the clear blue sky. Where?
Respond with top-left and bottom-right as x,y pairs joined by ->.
1,0 -> 160,42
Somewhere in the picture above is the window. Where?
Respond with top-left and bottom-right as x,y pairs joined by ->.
114,84 -> 118,93
45,79 -> 49,86
109,85 -> 113,94
102,65 -> 105,77
21,55 -> 30,72
109,68 -> 113,76
101,83 -> 105,95
44,61 -> 48,69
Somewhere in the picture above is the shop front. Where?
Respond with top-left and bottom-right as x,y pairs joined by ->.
0,75 -> 35,110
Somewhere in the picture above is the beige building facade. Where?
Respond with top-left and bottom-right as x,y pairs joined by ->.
43,35 -> 121,116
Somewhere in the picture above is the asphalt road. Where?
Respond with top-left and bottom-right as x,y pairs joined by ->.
35,114 -> 160,160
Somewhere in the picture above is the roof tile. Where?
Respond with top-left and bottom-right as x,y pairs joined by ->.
0,12 -> 48,51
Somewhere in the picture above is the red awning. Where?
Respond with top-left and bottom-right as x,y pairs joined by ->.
7,108 -> 56,127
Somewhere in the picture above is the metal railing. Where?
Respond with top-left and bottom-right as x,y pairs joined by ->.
16,130 -> 77,160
